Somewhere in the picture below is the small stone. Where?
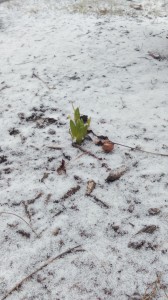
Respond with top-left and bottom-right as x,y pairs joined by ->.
148,208 -> 160,216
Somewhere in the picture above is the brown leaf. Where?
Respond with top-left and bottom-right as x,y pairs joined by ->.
106,166 -> 127,183
57,159 -> 66,175
148,51 -> 161,60
86,180 -> 96,195
136,225 -> 158,235
130,4 -> 143,10
128,240 -> 145,250
148,208 -> 160,216
40,172 -> 49,183
16,230 -> 30,238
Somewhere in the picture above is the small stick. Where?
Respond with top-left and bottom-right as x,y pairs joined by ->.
88,129 -> 168,157
87,194 -> 110,209
0,212 -> 39,238
60,185 -> 81,201
1,245 -> 84,300
32,72 -> 55,90
48,146 -> 62,150
22,201 -> 31,222
0,85 -> 10,92
72,143 -> 102,161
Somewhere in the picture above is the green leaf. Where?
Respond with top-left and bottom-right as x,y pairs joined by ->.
87,117 -> 91,127
83,126 -> 88,137
74,108 -> 80,123
70,120 -> 77,139
69,105 -> 91,144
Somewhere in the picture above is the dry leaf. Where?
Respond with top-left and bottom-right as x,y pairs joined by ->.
57,159 -> 66,175
86,180 -> 96,195
136,225 -> 158,235
130,4 -> 143,10
106,166 -> 127,183
148,51 -> 161,60
40,172 -> 49,183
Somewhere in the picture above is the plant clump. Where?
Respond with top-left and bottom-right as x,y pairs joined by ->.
69,105 -> 91,144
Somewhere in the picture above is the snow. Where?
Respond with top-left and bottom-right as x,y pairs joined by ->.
0,0 -> 168,299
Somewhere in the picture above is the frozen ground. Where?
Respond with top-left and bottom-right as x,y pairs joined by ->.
0,0 -> 168,299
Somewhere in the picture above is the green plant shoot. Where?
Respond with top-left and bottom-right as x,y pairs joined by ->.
69,106 -> 91,144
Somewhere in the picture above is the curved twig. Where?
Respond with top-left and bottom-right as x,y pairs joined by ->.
0,211 -> 39,238
1,245 -> 84,300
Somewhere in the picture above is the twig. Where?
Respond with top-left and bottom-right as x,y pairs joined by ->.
32,72 -> 55,90
0,212 -> 39,238
0,85 -> 10,92
60,185 -> 81,201
48,146 -> 62,150
1,245 -> 84,300
27,192 -> 43,205
88,130 -> 168,157
22,202 -> 31,222
113,142 -> 168,157
87,194 -> 110,209
72,143 -> 103,160
142,273 -> 165,300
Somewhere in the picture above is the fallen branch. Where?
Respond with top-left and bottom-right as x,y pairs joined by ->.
1,245 -> 84,300
0,211 -> 39,238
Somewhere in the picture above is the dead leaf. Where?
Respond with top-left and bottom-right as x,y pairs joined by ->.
106,166 -> 127,183
52,228 -> 61,236
148,208 -> 160,216
16,230 -> 30,238
86,180 -> 96,195
128,240 -> 145,250
130,4 -> 143,10
57,159 -> 66,175
148,51 -> 161,60
136,225 -> 158,235
40,172 -> 49,183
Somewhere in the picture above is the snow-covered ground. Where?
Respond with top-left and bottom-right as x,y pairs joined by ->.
0,0 -> 168,299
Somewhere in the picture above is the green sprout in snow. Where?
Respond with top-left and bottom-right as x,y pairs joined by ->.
69,105 -> 91,144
